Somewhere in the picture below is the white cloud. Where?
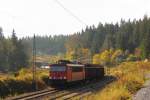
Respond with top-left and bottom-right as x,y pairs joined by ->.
0,0 -> 149,37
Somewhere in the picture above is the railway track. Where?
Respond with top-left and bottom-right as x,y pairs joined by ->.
6,88 -> 58,100
7,76 -> 115,100
52,76 -> 115,100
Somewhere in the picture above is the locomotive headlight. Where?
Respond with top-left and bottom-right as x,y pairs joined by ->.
64,77 -> 66,79
49,76 -> 51,79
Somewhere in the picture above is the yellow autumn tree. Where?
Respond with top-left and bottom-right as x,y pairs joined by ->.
66,50 -> 75,60
93,49 -> 114,65
100,50 -> 111,65
93,54 -> 101,64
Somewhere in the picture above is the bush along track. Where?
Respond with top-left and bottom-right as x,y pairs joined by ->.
0,69 -> 49,99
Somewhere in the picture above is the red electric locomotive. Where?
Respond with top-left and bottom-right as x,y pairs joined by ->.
49,60 -> 104,85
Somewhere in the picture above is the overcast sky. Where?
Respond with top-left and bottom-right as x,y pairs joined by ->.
0,0 -> 150,37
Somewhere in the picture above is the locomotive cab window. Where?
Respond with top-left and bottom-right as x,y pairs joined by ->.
72,67 -> 83,72
50,66 -> 66,71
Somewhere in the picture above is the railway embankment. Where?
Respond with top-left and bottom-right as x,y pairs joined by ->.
133,74 -> 150,100
83,61 -> 150,100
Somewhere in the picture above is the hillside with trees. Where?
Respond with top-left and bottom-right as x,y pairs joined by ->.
22,15 -> 150,61
1,15 -> 150,71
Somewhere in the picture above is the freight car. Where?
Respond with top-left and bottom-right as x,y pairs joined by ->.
84,64 -> 104,80
49,60 -> 104,85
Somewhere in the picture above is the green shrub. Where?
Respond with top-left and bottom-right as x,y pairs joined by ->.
126,55 -> 139,61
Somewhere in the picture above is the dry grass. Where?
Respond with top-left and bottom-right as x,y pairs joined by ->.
84,61 -> 150,100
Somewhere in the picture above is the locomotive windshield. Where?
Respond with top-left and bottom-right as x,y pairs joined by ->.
50,66 -> 66,71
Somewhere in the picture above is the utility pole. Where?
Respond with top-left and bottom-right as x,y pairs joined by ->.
32,34 -> 37,91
